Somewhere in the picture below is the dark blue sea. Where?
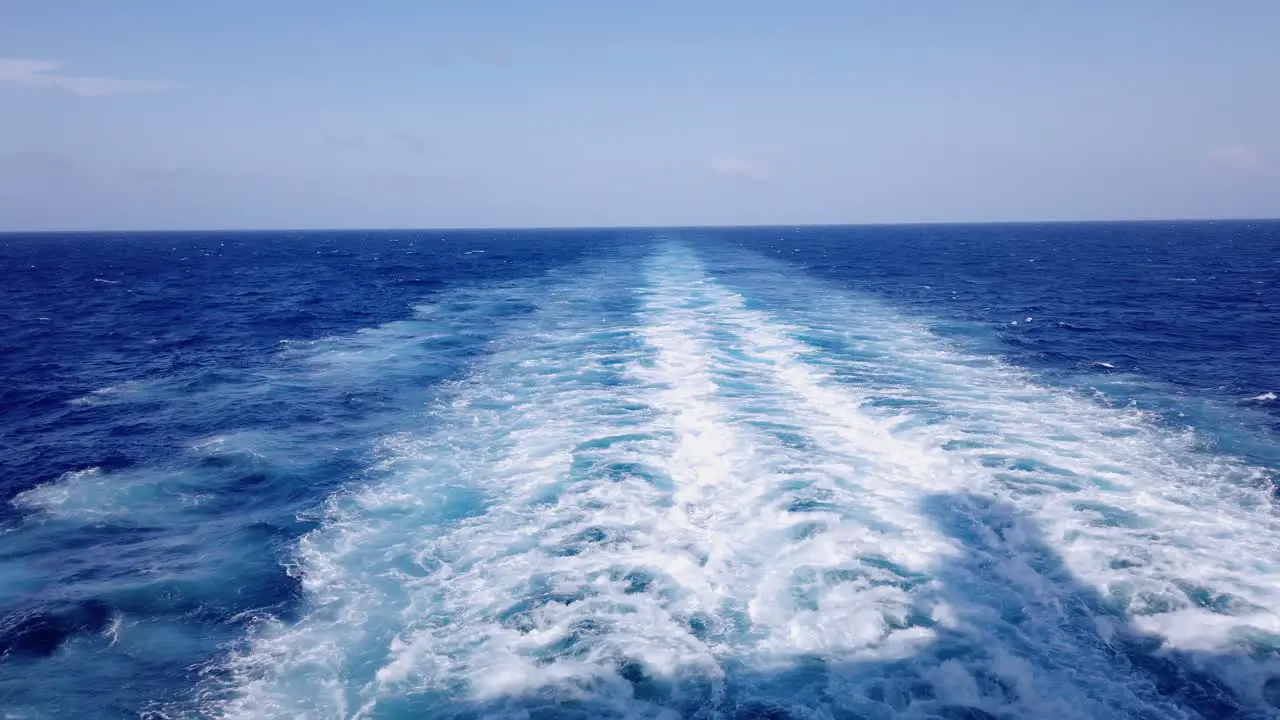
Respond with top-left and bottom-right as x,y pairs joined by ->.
2,223 -> 1279,719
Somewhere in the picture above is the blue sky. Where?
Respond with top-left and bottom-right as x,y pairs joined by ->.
2,1 -> 1278,230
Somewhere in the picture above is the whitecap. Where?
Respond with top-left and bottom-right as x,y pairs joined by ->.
11,467 -> 105,515
67,381 -> 145,406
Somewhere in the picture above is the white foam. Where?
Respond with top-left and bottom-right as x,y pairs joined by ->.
12,465 -> 206,525
636,245 -> 962,661
10,432 -> 299,525
11,467 -> 108,516
68,381 -> 146,406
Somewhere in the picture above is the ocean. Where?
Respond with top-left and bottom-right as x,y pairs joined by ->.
1,222 -> 1278,719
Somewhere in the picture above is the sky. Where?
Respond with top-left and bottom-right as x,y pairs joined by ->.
1,1 -> 1278,230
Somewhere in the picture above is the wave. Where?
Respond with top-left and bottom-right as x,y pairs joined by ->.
67,381 -> 148,406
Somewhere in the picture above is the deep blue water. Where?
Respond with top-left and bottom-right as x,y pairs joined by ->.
1,223 -> 1278,719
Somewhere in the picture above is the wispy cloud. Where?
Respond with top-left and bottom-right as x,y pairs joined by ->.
321,133 -> 369,151
424,44 -> 512,67
320,131 -> 432,154
709,155 -> 769,181
1208,143 -> 1266,170
0,57 -> 180,97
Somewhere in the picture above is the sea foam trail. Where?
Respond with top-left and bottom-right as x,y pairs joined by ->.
211,240 -> 1280,719
215,244 -> 969,718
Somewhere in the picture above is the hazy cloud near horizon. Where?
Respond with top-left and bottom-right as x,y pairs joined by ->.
0,57 -> 179,97
1209,144 -> 1268,172
1,2 -> 1278,230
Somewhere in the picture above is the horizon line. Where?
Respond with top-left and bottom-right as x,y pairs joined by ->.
2,216 -> 1278,236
